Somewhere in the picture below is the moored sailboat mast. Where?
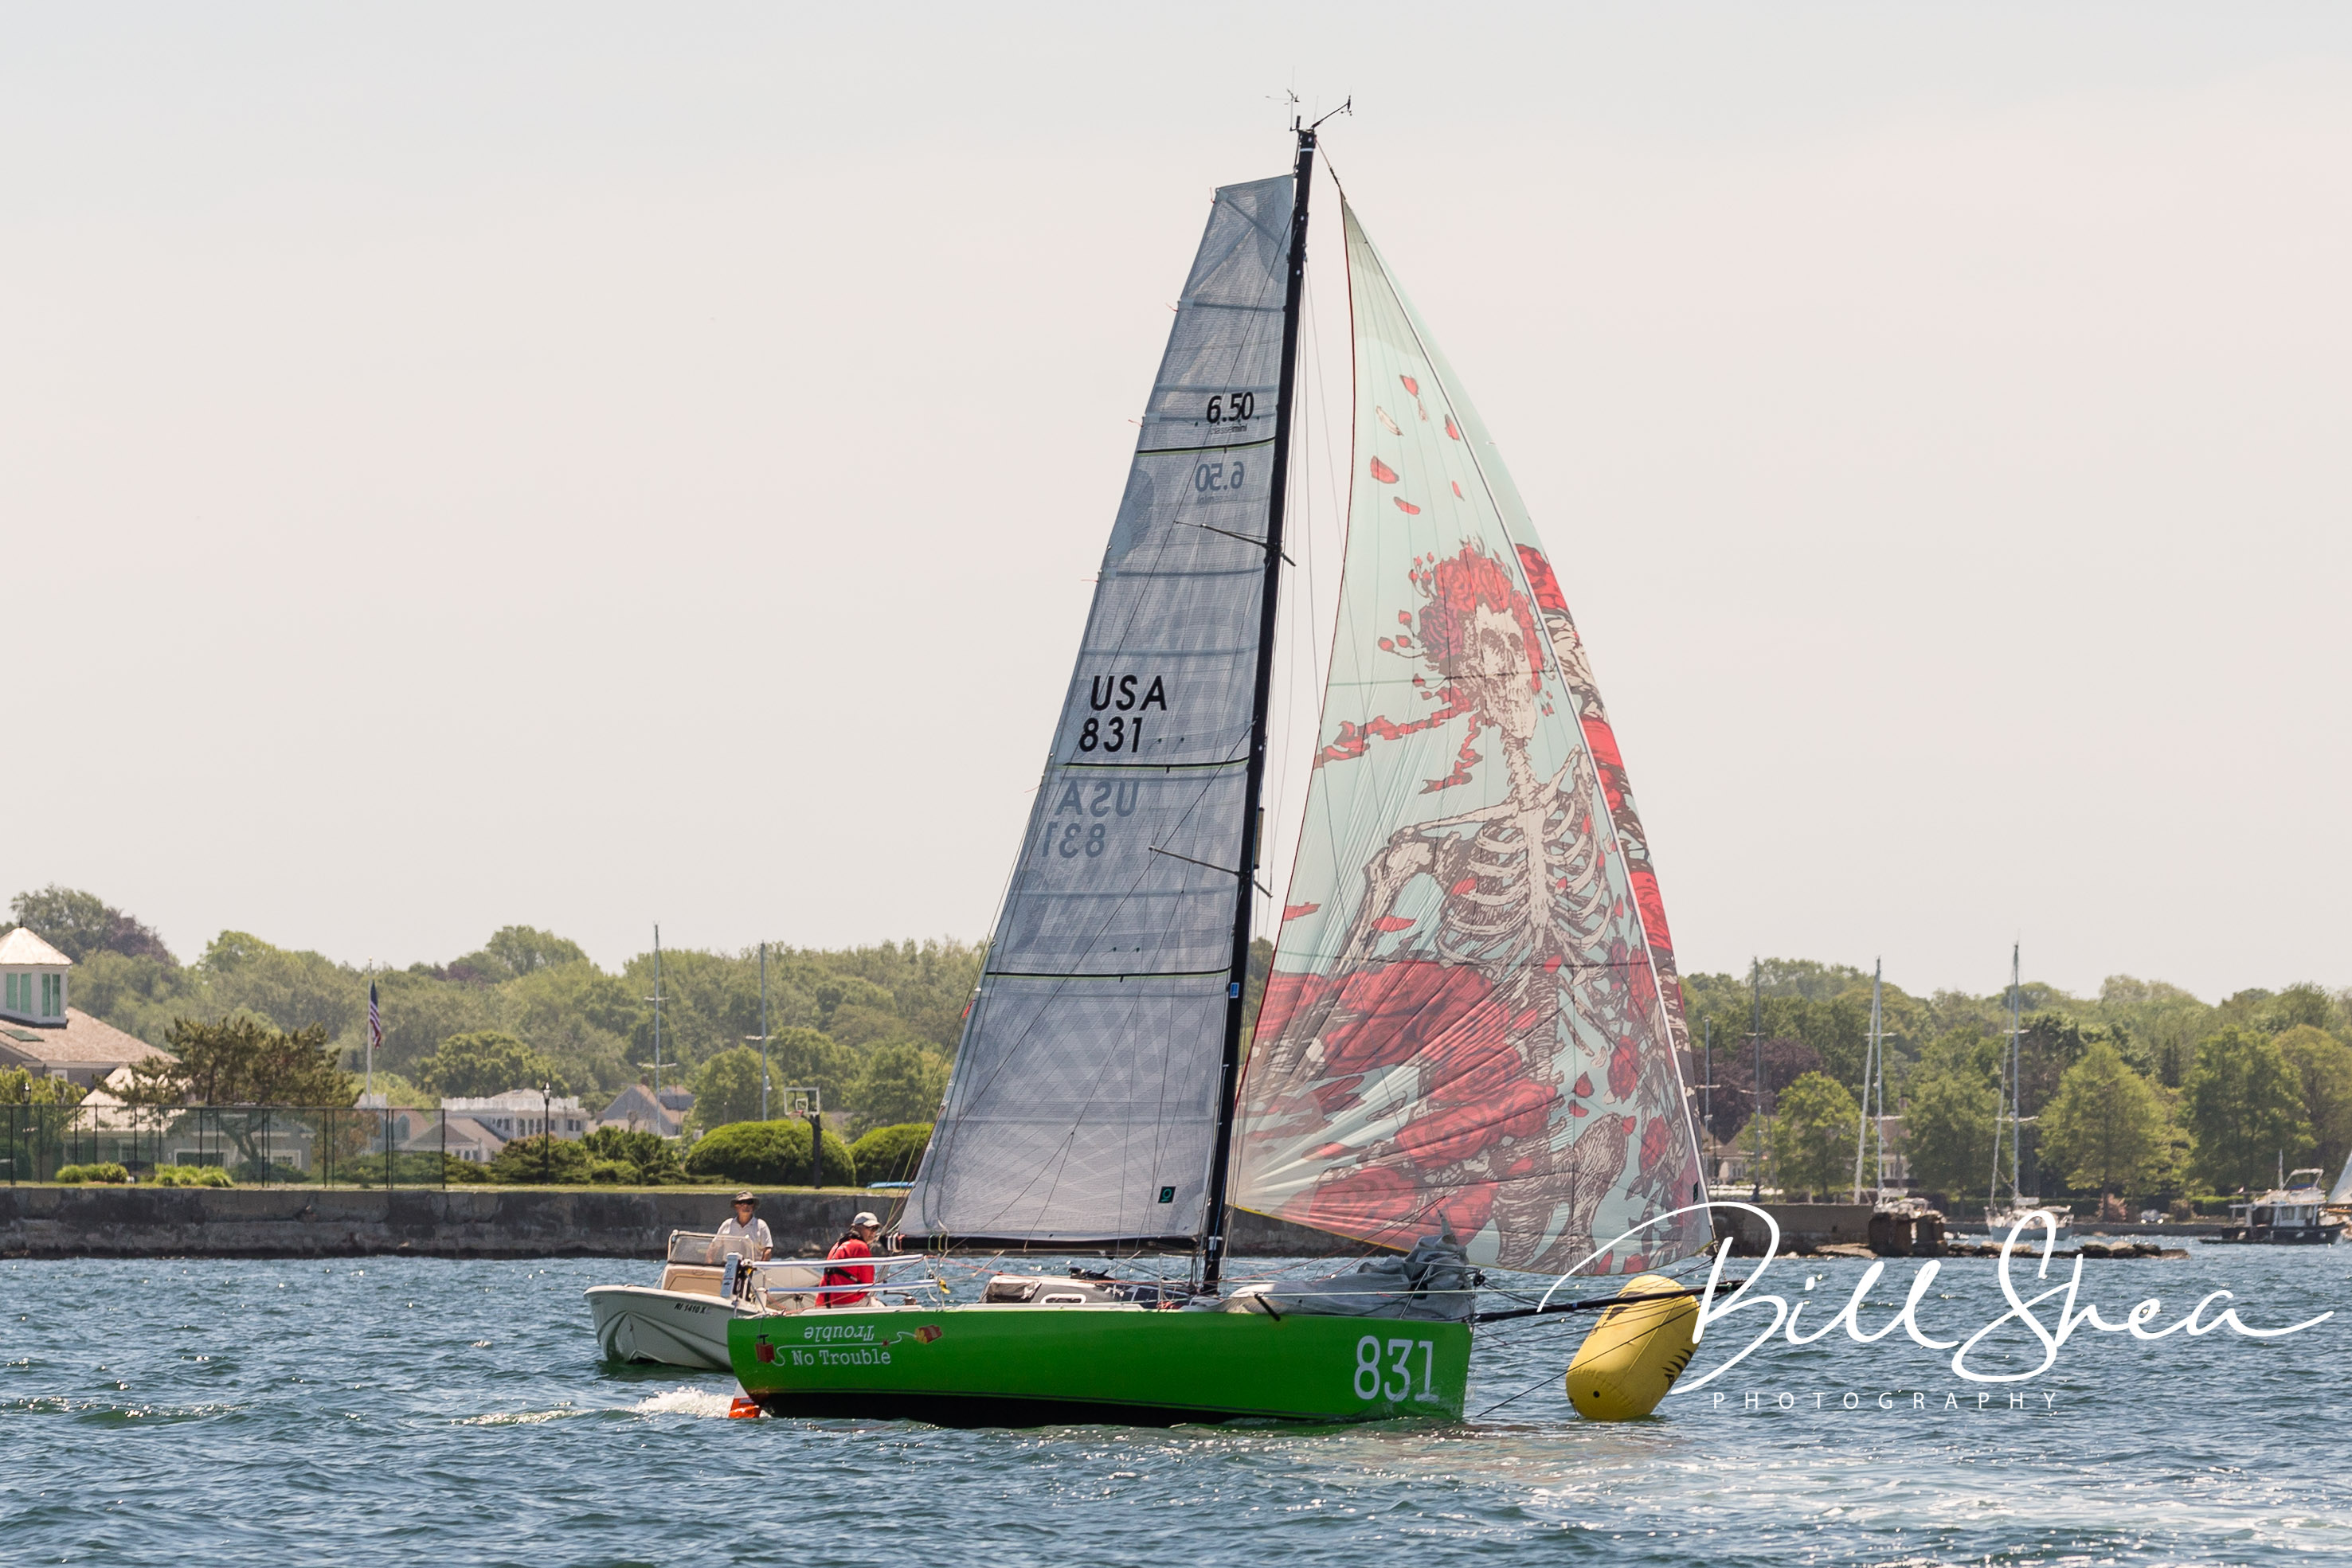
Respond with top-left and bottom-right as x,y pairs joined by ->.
1200,122 -> 1318,1294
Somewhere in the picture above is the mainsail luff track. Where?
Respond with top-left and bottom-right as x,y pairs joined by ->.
1200,124 -> 1317,1294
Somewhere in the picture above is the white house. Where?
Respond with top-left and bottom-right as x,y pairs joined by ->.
438,1089 -> 589,1142
0,928 -> 171,1087
596,1083 -> 694,1139
409,1115 -> 506,1164
0,926 -> 68,1023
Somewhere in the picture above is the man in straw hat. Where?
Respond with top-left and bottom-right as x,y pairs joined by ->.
713,1190 -> 774,1262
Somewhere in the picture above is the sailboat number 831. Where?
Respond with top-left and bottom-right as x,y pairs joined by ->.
1354,1335 -> 1438,1402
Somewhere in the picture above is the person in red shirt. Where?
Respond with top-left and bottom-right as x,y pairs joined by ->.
822,1211 -> 882,1308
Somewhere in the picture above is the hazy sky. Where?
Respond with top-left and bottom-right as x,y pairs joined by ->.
5,6 -> 2346,1002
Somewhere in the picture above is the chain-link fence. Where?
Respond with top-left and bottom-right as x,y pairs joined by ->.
0,1104 -> 471,1187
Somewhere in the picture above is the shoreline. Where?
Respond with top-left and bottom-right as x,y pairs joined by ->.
0,1186 -> 1367,1260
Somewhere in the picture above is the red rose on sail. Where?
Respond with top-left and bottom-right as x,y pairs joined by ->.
1302,1163 -> 1419,1237
1638,1116 -> 1675,1175
1608,1041 -> 1640,1101
1322,960 -> 1504,1078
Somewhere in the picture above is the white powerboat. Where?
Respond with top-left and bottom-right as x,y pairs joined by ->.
586,1230 -> 822,1371
1983,1205 -> 2072,1239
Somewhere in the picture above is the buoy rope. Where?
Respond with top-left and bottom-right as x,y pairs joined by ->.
1472,1365 -> 1571,1419
1471,1281 -> 1740,1324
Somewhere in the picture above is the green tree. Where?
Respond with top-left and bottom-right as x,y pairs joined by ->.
854,1043 -> 951,1127
1903,1067 -> 2000,1202
65,950 -> 183,1041
1771,1072 -> 1862,1198
358,968 -> 499,1077
580,1125 -> 688,1184
487,1133 -> 593,1184
2039,1040 -> 2170,1200
687,1046 -> 768,1132
2253,983 -> 2334,1037
199,932 -> 362,1039
815,976 -> 898,1032
2273,1026 -> 2352,1179
848,1122 -> 932,1183
502,960 -> 637,1097
421,1030 -> 561,1097
134,1015 -> 354,1105
7,885 -> 176,964
361,1071 -> 434,1108
0,1066 -> 87,1106
763,1026 -> 863,1109
480,925 -> 589,979
2183,1027 -> 2312,1193
683,1118 -> 857,1188
2096,976 -> 2215,1088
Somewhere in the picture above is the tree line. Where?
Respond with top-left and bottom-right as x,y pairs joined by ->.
1681,959 -> 2352,1209
8,885 -> 979,1132
18,886 -> 2340,1206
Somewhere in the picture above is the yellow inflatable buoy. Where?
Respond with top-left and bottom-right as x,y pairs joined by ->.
1564,1273 -> 1698,1421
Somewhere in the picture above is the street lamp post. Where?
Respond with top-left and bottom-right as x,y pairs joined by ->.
643,925 -> 666,1108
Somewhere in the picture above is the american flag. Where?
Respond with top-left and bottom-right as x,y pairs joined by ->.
369,981 -> 382,1055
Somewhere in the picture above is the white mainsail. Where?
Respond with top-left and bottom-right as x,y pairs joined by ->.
900,175 -> 1297,1248
1232,201 -> 1708,1276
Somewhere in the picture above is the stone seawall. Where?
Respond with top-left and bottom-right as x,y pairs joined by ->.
0,1187 -> 1366,1261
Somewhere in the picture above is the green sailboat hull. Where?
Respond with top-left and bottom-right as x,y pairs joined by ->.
729,1305 -> 1472,1426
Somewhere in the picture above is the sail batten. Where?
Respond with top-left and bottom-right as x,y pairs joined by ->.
900,174 -> 1298,1249
1232,201 -> 1707,1277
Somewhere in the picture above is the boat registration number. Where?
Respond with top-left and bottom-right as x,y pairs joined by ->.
1353,1336 -> 1439,1402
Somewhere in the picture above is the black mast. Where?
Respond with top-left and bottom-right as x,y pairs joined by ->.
1747,958 -> 1763,1202
1200,122 -> 1317,1294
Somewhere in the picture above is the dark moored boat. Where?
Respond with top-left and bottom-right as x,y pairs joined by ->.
2213,1171 -> 2344,1245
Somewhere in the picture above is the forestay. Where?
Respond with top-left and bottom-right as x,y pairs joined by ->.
900,175 -> 1296,1249
1232,201 -> 1708,1277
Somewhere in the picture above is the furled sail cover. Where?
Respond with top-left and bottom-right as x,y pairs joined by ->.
901,175 -> 1293,1247
1232,203 -> 1706,1276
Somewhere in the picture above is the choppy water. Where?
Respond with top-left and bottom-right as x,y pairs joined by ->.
3,1240 -> 2346,1565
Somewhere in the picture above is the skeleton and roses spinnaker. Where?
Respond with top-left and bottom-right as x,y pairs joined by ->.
727,123 -> 1708,1424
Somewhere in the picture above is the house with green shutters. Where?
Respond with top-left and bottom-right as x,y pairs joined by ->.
0,925 -> 170,1087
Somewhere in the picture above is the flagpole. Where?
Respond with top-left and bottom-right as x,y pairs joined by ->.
366,979 -> 382,1099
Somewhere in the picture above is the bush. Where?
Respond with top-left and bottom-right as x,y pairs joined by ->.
233,1159 -> 311,1184
586,1158 -> 634,1185
486,1134 -> 593,1185
683,1118 -> 857,1188
53,1163 -> 131,1185
849,1123 -> 931,1184
331,1152 -> 468,1186
151,1165 -> 233,1188
580,1126 -> 689,1185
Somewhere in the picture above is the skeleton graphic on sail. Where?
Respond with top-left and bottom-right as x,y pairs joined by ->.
1233,205 -> 1705,1275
